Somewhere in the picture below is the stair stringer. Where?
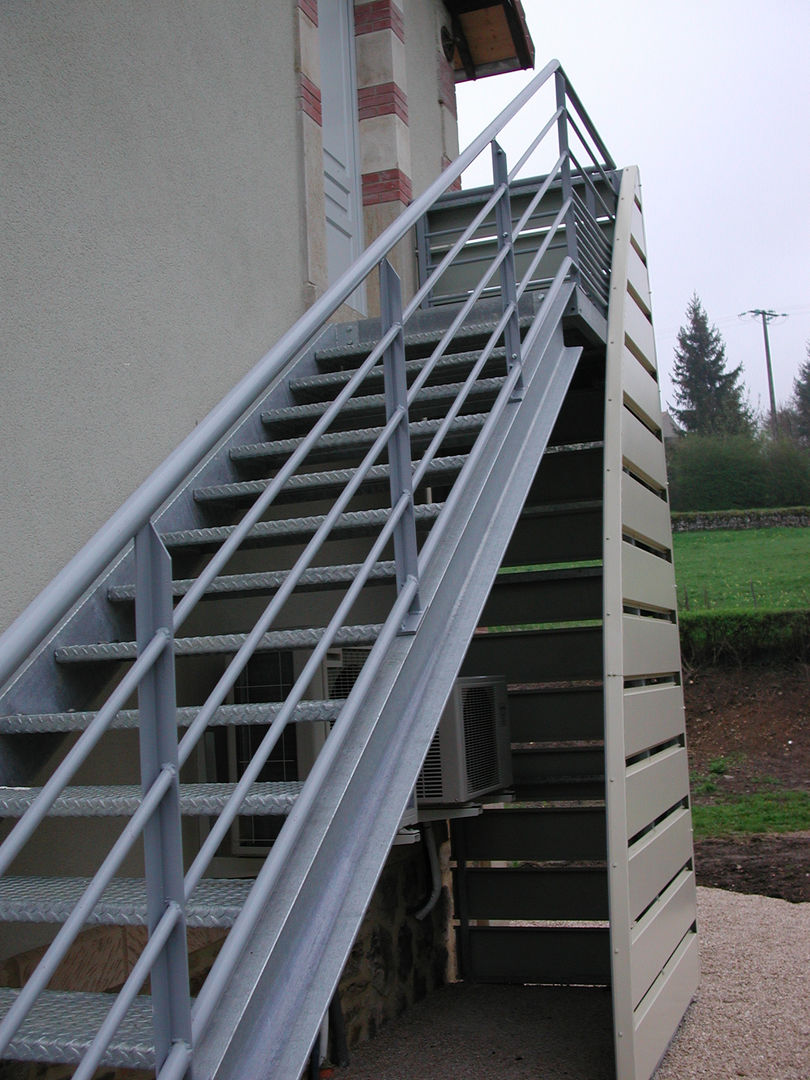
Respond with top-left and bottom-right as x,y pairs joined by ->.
603,168 -> 698,1080
191,287 -> 582,1080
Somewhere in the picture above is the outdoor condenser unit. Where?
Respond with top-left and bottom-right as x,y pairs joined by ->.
415,675 -> 512,805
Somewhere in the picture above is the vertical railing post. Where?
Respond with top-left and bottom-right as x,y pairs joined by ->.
414,213 -> 432,310
135,523 -> 191,1070
555,70 -> 580,280
379,258 -> 422,634
491,140 -> 523,401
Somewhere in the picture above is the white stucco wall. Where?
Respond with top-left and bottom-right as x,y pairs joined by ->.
1,2 -> 307,632
406,0 -> 458,199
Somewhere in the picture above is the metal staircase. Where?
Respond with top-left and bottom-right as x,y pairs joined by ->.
0,61 -> 696,1080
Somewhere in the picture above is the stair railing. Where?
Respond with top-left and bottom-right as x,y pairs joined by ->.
0,59 -> 616,1077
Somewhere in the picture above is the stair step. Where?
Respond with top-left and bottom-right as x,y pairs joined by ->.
192,454 -> 465,507
108,561 -> 397,604
0,987 -> 155,1069
289,348 -> 507,402
0,699 -> 344,736
162,501 -> 443,552
230,413 -> 487,469
261,377 -> 505,434
0,876 -> 252,927
0,781 -> 304,818
54,623 -> 382,663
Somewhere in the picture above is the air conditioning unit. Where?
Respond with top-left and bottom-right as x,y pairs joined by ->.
416,676 -> 512,805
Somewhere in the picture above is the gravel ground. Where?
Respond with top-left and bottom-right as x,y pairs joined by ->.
338,887 -> 810,1080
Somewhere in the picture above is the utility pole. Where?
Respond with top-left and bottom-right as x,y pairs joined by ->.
739,308 -> 787,435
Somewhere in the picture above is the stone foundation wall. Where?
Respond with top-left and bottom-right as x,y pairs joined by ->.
671,508 -> 810,532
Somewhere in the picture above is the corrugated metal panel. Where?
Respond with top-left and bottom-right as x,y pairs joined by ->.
628,806 -> 693,921
632,932 -> 699,1080
630,869 -> 696,1008
626,746 -> 689,839
622,542 -> 676,613
624,683 -> 684,757
621,472 -> 671,553
622,615 -> 680,679
622,410 -> 667,492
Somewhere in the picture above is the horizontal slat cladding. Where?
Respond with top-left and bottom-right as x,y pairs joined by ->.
622,615 -> 680,681
464,625 -> 602,683
624,295 -> 656,370
622,409 -> 667,492
483,570 -> 602,626
464,927 -> 611,984
508,686 -> 603,743
630,196 -> 647,260
624,682 -> 685,759
528,445 -> 604,504
622,345 -> 660,429
622,542 -> 675,613
505,504 -> 603,565
621,472 -> 671,552
626,745 -> 690,839
633,932 -> 699,1080
631,869 -> 697,1009
458,808 -> 607,862
628,806 -> 693,922
458,867 -> 609,921
512,746 -> 604,784
626,243 -> 652,318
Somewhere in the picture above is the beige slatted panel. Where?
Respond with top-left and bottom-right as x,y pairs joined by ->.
603,168 -> 697,1080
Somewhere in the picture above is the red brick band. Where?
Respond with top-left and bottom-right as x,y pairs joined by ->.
437,53 -> 457,118
357,82 -> 408,124
362,168 -> 412,206
354,1 -> 405,43
297,0 -> 318,26
299,72 -> 322,126
441,154 -> 462,192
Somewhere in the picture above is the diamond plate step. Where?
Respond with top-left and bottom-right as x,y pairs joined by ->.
229,413 -> 486,468
0,876 -> 252,927
0,781 -> 304,817
54,623 -> 382,664
289,348 -> 507,402
0,988 -> 155,1069
192,455 -> 465,507
261,377 -> 505,434
161,501 -> 442,552
0,699 -> 344,736
108,561 -> 396,604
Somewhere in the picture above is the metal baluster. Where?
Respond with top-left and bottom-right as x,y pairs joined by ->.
491,140 -> 523,401
414,213 -> 432,309
380,258 -> 422,634
555,71 -> 580,281
135,523 -> 191,1070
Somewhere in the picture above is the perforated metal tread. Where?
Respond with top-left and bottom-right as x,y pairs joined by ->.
0,699 -> 344,735
229,413 -> 487,467
54,623 -> 382,663
161,501 -> 443,551
0,876 -> 253,927
261,376 -> 505,431
288,348 -> 507,401
192,455 -> 466,506
108,561 -> 397,604
0,781 -> 303,817
0,987 -> 155,1069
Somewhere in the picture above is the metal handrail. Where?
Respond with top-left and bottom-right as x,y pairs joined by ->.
0,55 -> 618,1075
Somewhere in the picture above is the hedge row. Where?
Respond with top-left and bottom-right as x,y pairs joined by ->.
679,610 -> 810,668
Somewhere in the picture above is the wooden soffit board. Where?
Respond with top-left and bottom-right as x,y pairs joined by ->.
443,1 -> 535,80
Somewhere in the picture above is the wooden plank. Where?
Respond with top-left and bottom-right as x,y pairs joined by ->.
624,297 -> 656,372
633,931 -> 699,1080
621,472 -> 671,553
624,682 -> 685,758
622,615 -> 680,680
622,409 -> 667,492
508,685 -> 603,743
458,867 -> 608,921
622,542 -> 676,614
628,806 -> 693,923
622,345 -> 660,427
457,807 -> 607,862
626,746 -> 689,839
463,926 -> 610,984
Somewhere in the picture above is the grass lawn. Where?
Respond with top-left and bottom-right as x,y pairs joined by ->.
691,790 -> 810,837
672,526 -> 810,612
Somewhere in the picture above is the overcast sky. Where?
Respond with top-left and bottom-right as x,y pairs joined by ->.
455,0 -> 810,419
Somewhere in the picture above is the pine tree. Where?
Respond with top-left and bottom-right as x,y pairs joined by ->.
791,342 -> 810,444
670,294 -> 754,435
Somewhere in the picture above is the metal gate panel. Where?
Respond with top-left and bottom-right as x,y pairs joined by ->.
603,168 -> 697,1080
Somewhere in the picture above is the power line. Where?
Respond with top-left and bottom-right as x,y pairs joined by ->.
739,309 -> 788,434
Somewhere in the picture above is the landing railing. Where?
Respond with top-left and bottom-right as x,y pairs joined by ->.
0,61 -> 616,1078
